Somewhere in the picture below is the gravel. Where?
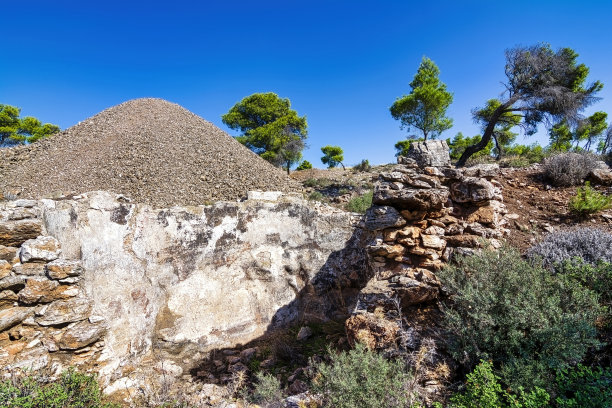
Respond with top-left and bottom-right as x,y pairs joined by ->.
0,98 -> 299,207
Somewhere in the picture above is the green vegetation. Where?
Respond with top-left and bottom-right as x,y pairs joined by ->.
449,361 -> 550,408
312,343 -> 414,408
447,132 -> 492,160
249,372 -> 283,404
0,104 -> 60,146
438,247 -> 602,391
346,190 -> 372,213
221,92 -> 307,174
296,160 -> 313,170
555,365 -> 612,408
320,145 -> 345,169
394,137 -> 424,157
456,44 -> 603,166
390,57 -> 453,141
569,181 -> 612,216
0,368 -> 118,408
353,159 -> 371,172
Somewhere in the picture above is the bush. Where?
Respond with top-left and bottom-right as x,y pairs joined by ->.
345,190 -> 372,213
569,181 -> 612,216
0,368 -> 118,408
296,160 -> 313,171
353,159 -> 371,172
438,247 -> 601,391
449,360 -> 550,408
526,227 -> 612,267
249,372 -> 283,405
555,365 -> 612,408
311,343 -> 413,408
303,178 -> 332,188
543,152 -> 600,186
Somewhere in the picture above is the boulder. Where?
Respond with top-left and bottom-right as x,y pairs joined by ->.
450,177 -> 496,204
19,236 -> 61,263
589,168 -> 612,185
364,206 -> 406,230
405,140 -> 451,168
58,320 -> 106,350
421,234 -> 446,250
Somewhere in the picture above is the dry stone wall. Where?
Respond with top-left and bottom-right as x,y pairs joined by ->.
347,141 -> 511,397
0,191 -> 371,400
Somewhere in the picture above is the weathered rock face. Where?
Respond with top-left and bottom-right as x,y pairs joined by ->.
405,140 -> 451,168
0,191 -> 371,399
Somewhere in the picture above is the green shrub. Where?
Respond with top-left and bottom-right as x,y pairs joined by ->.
555,365 -> 612,408
353,159 -> 372,172
249,372 -> 283,405
303,178 -> 332,188
569,181 -> 612,216
450,360 -> 550,408
311,343 -> 413,408
0,368 -> 118,408
296,160 -> 313,171
345,190 -> 372,213
438,247 -> 602,391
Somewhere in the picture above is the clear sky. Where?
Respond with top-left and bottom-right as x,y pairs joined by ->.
2,1 -> 612,167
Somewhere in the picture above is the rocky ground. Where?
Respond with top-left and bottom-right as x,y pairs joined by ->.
0,98 -> 300,207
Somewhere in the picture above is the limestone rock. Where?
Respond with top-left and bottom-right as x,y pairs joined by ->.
589,168 -> 612,185
12,262 -> 46,276
463,164 -> 500,178
0,275 -> 25,292
19,236 -> 61,263
396,156 -> 419,168
10,346 -> 49,371
405,140 -> 451,168
0,260 -> 11,279
450,177 -> 496,204
345,312 -> 399,350
0,220 -> 42,247
421,234 -> 446,250
59,320 -> 106,350
364,205 -> 406,230
36,298 -> 91,326
0,246 -> 18,263
18,277 -> 79,304
46,259 -> 83,280
373,184 -> 449,211
445,234 -> 482,248
0,307 -> 34,331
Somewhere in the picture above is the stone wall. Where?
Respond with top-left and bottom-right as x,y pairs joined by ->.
0,191 -> 372,399
347,141 -> 511,398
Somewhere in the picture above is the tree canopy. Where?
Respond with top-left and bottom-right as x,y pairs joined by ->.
0,104 -> 59,146
456,44 -> 603,166
390,57 -> 453,140
221,93 -> 307,173
321,145 -> 345,169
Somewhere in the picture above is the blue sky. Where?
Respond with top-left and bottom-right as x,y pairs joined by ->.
2,1 -> 612,166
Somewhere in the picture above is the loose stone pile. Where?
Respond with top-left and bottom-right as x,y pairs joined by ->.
0,200 -> 103,374
0,98 -> 299,207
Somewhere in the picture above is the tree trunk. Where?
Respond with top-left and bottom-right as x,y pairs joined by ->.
493,134 -> 502,160
341,163 -> 346,171
456,98 -> 517,167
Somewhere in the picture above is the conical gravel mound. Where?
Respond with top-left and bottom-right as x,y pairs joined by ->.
0,98 -> 300,207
